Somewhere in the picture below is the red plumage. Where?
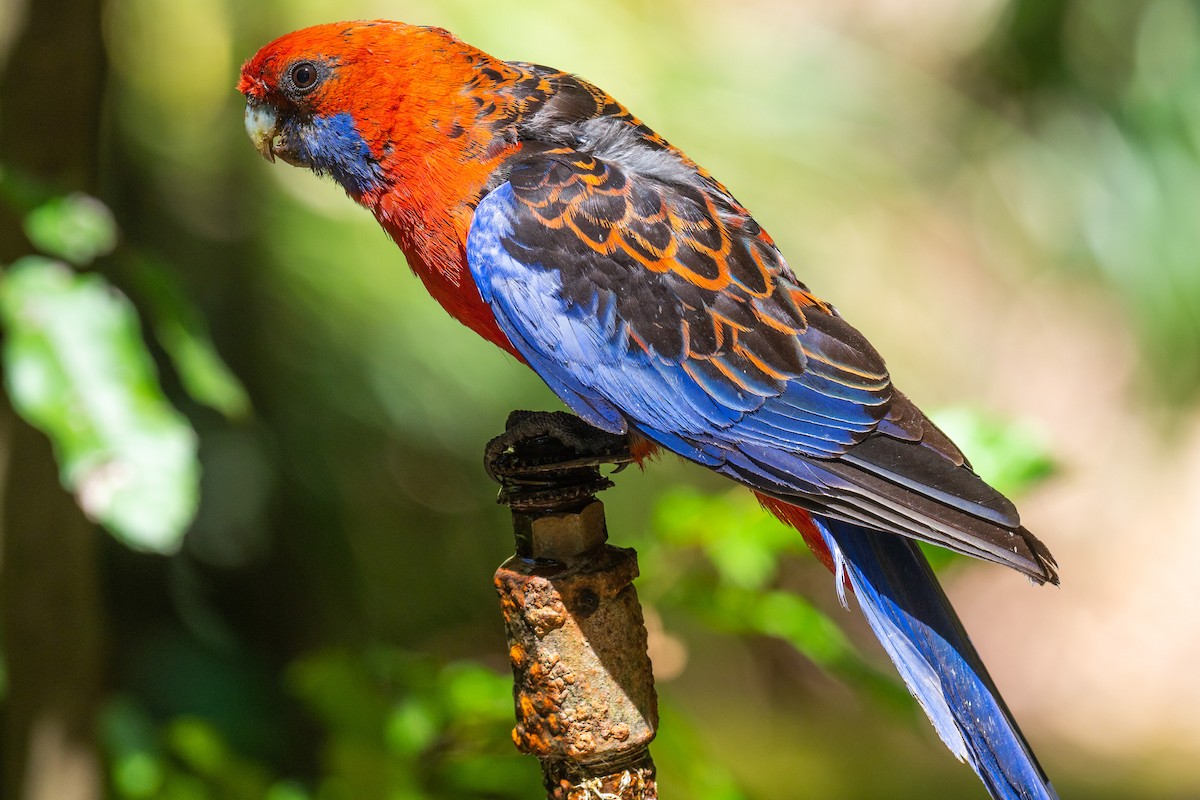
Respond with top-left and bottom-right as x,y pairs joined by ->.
241,22 -> 522,355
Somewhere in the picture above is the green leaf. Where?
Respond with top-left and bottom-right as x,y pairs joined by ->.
157,319 -> 251,419
648,488 -> 858,668
440,661 -> 512,722
100,699 -> 168,799
653,487 -> 801,590
113,752 -> 165,798
166,719 -> 229,776
0,257 -> 199,552
264,782 -> 310,800
123,255 -> 250,420
384,697 -> 440,756
23,193 -> 118,265
747,590 -> 852,666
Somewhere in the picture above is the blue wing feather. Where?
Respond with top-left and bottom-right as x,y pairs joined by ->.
468,173 -> 1054,580
814,516 -> 1058,800
469,183 -> 873,462
472,185 -> 737,439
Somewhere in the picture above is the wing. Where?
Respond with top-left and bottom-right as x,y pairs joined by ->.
466,147 -> 1056,584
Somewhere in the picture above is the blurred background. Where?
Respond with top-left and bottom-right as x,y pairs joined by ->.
1,0 -> 1198,797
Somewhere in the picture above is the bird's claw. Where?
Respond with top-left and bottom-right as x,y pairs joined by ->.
484,411 -> 632,510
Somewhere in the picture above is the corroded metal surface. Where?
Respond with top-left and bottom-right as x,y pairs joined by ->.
488,410 -> 659,799
495,524 -> 658,760
511,501 -> 608,563
544,749 -> 658,800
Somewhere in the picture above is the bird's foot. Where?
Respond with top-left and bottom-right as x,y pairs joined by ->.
485,411 -> 632,511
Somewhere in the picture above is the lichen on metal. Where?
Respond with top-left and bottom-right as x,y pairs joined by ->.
495,528 -> 657,760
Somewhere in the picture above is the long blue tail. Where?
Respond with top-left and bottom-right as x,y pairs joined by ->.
813,515 -> 1058,800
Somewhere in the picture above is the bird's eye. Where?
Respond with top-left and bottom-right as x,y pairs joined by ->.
287,61 -> 320,94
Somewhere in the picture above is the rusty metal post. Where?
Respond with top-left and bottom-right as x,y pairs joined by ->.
487,411 -> 659,800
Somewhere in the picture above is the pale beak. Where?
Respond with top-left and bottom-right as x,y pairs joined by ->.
244,100 -> 279,163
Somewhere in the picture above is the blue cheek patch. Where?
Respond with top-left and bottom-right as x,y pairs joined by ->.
297,113 -> 384,196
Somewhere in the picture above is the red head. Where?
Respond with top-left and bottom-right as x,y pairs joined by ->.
239,20 -> 524,353
239,21 -> 503,201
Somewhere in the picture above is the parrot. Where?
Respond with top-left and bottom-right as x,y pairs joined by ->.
239,21 -> 1059,799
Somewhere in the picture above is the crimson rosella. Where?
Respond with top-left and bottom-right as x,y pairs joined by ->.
240,21 -> 1060,799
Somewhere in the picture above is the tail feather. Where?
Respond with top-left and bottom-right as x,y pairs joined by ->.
813,515 -> 1058,800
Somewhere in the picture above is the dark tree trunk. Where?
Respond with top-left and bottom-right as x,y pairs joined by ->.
0,0 -> 109,797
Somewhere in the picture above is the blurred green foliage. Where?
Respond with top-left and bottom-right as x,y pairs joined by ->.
647,488 -> 855,668
123,253 -> 252,420
101,646 -> 754,800
0,186 -> 249,551
23,193 -> 118,265
931,407 -> 1056,498
0,183 -> 258,554
0,254 -> 198,552
101,651 -> 538,800
286,650 -> 530,799
972,0 -> 1200,405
